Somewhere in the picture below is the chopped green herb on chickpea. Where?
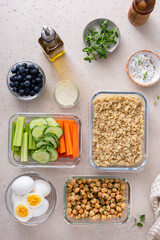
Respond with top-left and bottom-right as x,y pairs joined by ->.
66,178 -> 126,221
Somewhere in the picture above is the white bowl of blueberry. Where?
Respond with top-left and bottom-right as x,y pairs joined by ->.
7,61 -> 46,100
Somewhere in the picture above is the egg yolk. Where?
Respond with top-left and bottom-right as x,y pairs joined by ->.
27,194 -> 41,207
15,205 -> 29,218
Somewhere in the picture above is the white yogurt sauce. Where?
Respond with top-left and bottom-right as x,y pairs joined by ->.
130,53 -> 157,84
54,82 -> 79,107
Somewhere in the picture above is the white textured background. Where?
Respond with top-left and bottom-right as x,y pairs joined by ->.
0,0 -> 160,239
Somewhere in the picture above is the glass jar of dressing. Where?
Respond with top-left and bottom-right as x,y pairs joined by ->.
53,81 -> 80,108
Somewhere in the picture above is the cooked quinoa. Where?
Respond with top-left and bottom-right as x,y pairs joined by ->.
92,95 -> 144,167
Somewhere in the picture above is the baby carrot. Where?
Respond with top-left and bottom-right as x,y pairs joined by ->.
72,124 -> 79,157
64,123 -> 73,156
57,120 -> 66,154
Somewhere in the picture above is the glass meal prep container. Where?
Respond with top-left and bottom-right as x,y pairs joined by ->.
8,113 -> 81,168
64,176 -> 131,225
90,91 -> 148,172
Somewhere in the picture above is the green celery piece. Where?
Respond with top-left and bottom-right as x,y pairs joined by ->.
28,126 -> 36,150
32,137 -> 36,149
25,123 -> 29,133
17,148 -> 21,157
21,132 -> 28,162
13,117 -> 25,147
11,122 -> 19,151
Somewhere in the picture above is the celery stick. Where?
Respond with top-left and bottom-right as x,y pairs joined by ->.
17,148 -> 21,157
29,127 -> 33,149
32,137 -> 36,149
13,117 -> 25,147
21,132 -> 28,162
25,123 -> 29,133
11,122 -> 19,151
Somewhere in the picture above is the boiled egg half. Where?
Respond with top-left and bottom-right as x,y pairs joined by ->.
14,201 -> 32,222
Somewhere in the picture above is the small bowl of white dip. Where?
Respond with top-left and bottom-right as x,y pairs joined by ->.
53,81 -> 80,108
126,50 -> 160,87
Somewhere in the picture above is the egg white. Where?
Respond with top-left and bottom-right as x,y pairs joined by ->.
12,176 -> 34,195
31,199 -> 49,217
14,201 -> 32,222
33,180 -> 51,197
12,192 -> 23,205
23,192 -> 44,208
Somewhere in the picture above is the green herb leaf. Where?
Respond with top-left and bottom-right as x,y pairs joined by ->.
71,205 -> 75,210
154,100 -> 157,105
140,215 -> 145,222
137,222 -> 143,227
157,96 -> 160,100
143,72 -> 148,80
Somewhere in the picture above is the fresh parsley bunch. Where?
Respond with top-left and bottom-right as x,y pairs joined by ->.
82,20 -> 118,63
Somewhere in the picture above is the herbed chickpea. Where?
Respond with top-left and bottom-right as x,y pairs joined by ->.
86,205 -> 91,211
120,190 -> 125,195
108,183 -> 113,189
67,184 -> 73,189
83,179 -> 87,184
83,186 -> 89,192
81,204 -> 86,209
107,189 -> 111,195
106,205 -> 110,211
90,183 -> 95,188
105,179 -> 109,184
80,190 -> 86,196
93,186 -> 98,193
121,203 -> 126,210
90,198 -> 97,204
66,208 -> 72,215
76,205 -> 81,211
88,193 -> 93,198
115,179 -> 120,183
91,216 -> 97,221
120,183 -> 126,191
89,210 -> 95,217
74,187 -> 80,193
67,202 -> 71,208
79,184 -> 84,189
70,179 -> 76,186
116,195 -> 122,201
109,179 -> 115,183
107,215 -> 113,219
106,195 -> 111,201
110,209 -> 115,214
121,196 -> 126,202
99,208 -> 105,214
115,191 -> 120,195
111,193 -> 115,198
114,211 -> 118,215
96,214 -> 100,219
118,212 -> 123,218
77,179 -> 83,184
116,206 -> 121,212
112,188 -> 118,192
110,203 -> 116,209
71,201 -> 76,206
105,200 -> 110,205
76,201 -> 81,205
79,209 -> 84,214
112,214 -> 117,218
102,193 -> 108,199
117,202 -> 122,207
70,195 -> 76,201
84,210 -> 89,217
104,211 -> 109,216
87,179 -> 92,183
69,213 -> 74,218
111,198 -> 115,203
101,188 -> 107,193
102,183 -> 107,188
98,192 -> 102,198
82,199 -> 87,204
76,214 -> 81,219
72,209 -> 77,215
81,213 -> 86,218
93,208 -> 98,214
114,183 -> 120,189
101,215 -> 107,220
96,181 -> 101,187
75,195 -> 81,201
92,179 -> 98,183
95,203 -> 100,209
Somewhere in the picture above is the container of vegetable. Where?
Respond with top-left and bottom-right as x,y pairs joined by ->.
8,113 -> 81,168
82,18 -> 120,62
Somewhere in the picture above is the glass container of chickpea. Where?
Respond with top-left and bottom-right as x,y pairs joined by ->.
64,176 -> 131,225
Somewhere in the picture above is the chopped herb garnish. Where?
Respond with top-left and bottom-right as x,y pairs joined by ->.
99,198 -> 102,202
77,178 -> 83,181
157,96 -> 160,100
153,65 -> 156,70
71,205 -> 75,210
138,57 -> 142,65
143,71 -> 148,80
154,100 -> 158,105
102,211 -> 104,214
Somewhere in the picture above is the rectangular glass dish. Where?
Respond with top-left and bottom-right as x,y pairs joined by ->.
90,91 -> 148,172
64,176 -> 131,225
8,113 -> 81,168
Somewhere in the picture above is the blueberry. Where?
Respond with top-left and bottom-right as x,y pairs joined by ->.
39,83 -> 42,88
24,92 -> 29,96
14,81 -> 19,87
9,82 -> 15,88
11,67 -> 17,74
25,68 -> 29,74
30,90 -> 35,96
13,87 -> 18,93
19,67 -> 25,73
19,89 -> 25,96
35,78 -> 42,85
26,75 -> 32,80
21,72 -> 26,78
32,79 -> 35,85
38,73 -> 42,79
17,75 -> 22,81
10,75 -> 15,82
22,77 -> 26,82
14,76 -> 18,81
24,80 -> 31,88
35,67 -> 39,73
34,86 -> 40,93
28,64 -> 35,70
30,69 -> 38,76
20,82 -> 24,88
16,64 -> 21,70
21,63 -> 27,68
25,88 -> 30,93
16,71 -> 20,75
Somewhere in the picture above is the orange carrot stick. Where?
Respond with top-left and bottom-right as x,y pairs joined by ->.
72,124 -> 79,158
57,120 -> 66,154
64,123 -> 73,156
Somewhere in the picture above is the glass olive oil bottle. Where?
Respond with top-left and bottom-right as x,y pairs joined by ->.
38,25 -> 65,62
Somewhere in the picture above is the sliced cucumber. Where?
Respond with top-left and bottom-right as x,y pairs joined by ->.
32,149 -> 50,164
36,140 -> 52,149
44,126 -> 63,139
46,118 -> 60,127
44,133 -> 59,149
46,147 -> 58,162
30,118 -> 47,130
32,125 -> 46,141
